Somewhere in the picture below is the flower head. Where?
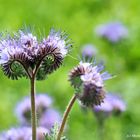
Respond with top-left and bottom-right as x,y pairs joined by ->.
69,61 -> 111,106
81,44 -> 97,59
93,93 -> 126,117
39,109 -> 61,130
0,29 -> 71,80
109,94 -> 126,114
44,29 -> 70,58
0,127 -> 48,140
15,94 -> 52,125
19,31 -> 39,56
0,127 -> 31,140
95,22 -> 128,43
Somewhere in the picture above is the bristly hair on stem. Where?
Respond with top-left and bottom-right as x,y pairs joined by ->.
56,95 -> 76,140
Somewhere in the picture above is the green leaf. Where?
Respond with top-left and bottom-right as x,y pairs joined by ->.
45,123 -> 68,140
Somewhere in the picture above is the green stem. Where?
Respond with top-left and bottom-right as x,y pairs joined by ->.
97,119 -> 105,140
30,77 -> 36,140
57,95 -> 77,140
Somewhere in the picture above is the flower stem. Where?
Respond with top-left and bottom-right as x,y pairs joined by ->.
57,95 -> 77,140
30,77 -> 36,140
97,119 -> 105,140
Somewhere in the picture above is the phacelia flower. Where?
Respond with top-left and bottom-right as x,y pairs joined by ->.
15,94 -> 52,125
44,29 -> 70,58
69,61 -> 111,106
19,31 -> 39,56
81,44 -> 97,59
93,93 -> 126,117
109,93 -> 126,114
0,127 -> 32,140
0,29 -> 71,80
39,109 -> 61,130
0,127 -> 48,140
95,22 -> 128,43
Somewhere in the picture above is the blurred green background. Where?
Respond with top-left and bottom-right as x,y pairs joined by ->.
0,0 -> 140,140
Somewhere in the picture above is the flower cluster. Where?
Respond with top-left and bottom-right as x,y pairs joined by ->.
69,61 -> 111,106
95,22 -> 128,43
15,94 -> 61,129
0,29 -> 71,80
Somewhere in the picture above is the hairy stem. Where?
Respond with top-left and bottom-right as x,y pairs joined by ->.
30,77 -> 36,140
57,95 -> 77,140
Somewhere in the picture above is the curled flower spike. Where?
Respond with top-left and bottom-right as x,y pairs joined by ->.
69,61 -> 111,106
0,29 -> 71,80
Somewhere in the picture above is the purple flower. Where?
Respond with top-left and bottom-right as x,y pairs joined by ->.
0,29 -> 71,80
94,93 -> 126,116
0,127 -> 31,140
0,30 -> 68,64
15,94 -> 61,130
39,109 -> 61,130
94,94 -> 114,114
109,94 -> 126,113
0,32 -> 37,64
43,29 -> 70,58
95,22 -> 128,43
81,44 -> 97,59
0,127 -> 48,140
69,61 -> 111,106
15,94 -> 52,125
0,39 -> 24,64
18,31 -> 39,56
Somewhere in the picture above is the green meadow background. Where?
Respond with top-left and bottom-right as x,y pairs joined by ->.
0,0 -> 140,140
